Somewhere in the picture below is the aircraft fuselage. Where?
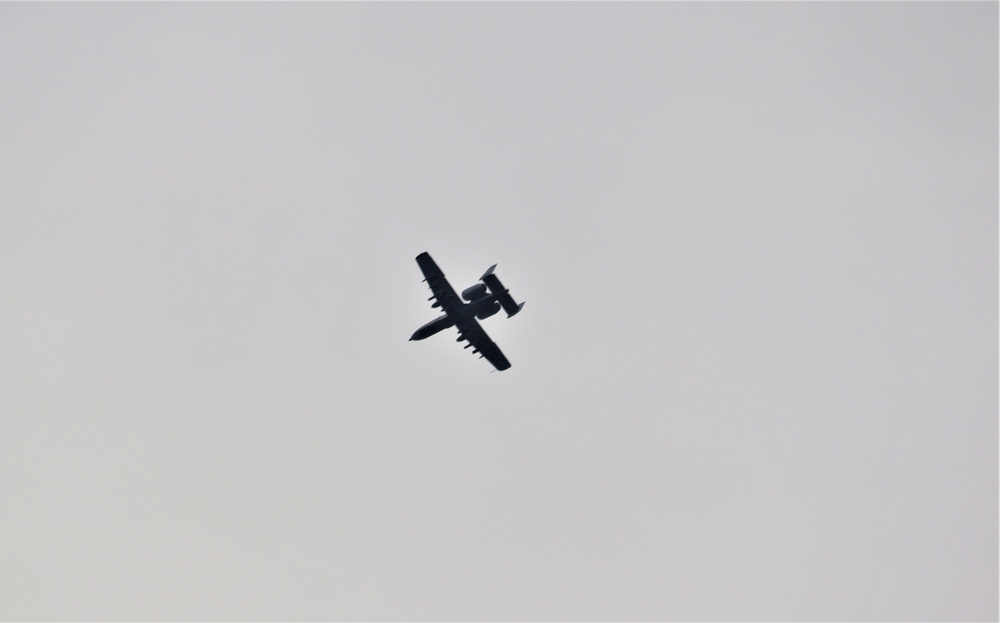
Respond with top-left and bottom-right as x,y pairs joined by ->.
410,296 -> 497,341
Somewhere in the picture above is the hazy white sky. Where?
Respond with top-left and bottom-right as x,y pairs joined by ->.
1,3 -> 996,620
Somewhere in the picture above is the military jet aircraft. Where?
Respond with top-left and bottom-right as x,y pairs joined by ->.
410,251 -> 524,371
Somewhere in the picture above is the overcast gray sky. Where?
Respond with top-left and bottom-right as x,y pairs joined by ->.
1,3 -> 996,621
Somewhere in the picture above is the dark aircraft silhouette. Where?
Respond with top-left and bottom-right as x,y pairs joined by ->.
410,252 -> 524,371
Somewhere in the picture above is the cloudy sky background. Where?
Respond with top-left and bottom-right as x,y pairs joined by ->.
1,3 -> 996,620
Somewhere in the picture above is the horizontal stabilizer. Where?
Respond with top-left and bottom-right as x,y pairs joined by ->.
481,270 -> 524,317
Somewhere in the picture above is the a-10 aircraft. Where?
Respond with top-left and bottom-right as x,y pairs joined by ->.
409,251 -> 524,371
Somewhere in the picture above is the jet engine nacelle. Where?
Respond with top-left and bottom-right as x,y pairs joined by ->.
462,283 -> 488,301
476,301 -> 501,320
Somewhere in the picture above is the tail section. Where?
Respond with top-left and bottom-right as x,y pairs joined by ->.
481,264 -> 525,317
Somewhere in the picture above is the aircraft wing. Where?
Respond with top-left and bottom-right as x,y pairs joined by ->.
415,252 -> 463,315
455,316 -> 511,371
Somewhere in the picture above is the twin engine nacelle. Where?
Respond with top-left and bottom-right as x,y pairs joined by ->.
476,300 -> 501,320
462,283 -> 488,301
